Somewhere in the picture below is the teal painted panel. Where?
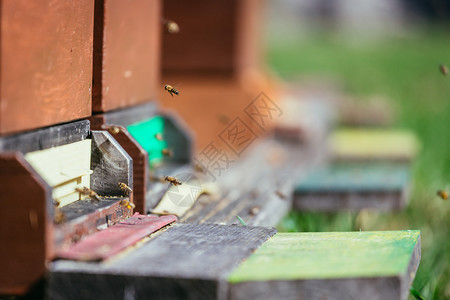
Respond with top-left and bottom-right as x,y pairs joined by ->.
228,230 -> 420,282
127,116 -> 167,165
296,163 -> 410,192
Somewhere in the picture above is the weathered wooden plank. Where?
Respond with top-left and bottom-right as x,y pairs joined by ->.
229,231 -> 421,300
49,224 -> 276,299
0,120 -> 90,154
330,129 -> 420,161
294,163 -> 411,211
0,0 -> 94,135
54,198 -> 132,251
92,0 -> 161,112
179,138 -> 325,227
56,214 -> 176,261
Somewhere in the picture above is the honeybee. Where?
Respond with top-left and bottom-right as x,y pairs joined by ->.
164,176 -> 182,186
54,209 -> 66,224
165,20 -> 179,34
118,182 -> 132,196
439,64 -> 448,76
155,133 -> 164,141
108,126 -> 120,134
275,190 -> 287,200
193,163 -> 205,173
119,199 -> 135,210
249,205 -> 261,216
437,190 -> 448,200
164,85 -> 179,97
76,187 -> 101,202
161,148 -> 173,157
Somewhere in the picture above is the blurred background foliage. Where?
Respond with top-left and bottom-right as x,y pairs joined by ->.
267,1 -> 450,299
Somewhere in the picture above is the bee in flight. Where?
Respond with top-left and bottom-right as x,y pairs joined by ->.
437,190 -> 448,200
165,20 -> 179,34
164,85 -> 179,97
119,199 -> 135,210
118,182 -> 132,196
164,176 -> 182,186
439,64 -> 448,76
161,18 -> 180,34
75,186 -> 101,202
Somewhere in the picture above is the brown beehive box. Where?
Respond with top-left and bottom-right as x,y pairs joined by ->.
92,0 -> 161,112
0,0 -> 94,135
160,0 -> 279,152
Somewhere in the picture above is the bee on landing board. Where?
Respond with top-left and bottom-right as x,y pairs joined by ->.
164,85 -> 179,97
75,186 -> 101,202
437,190 -> 448,200
119,199 -> 135,210
54,209 -> 66,224
118,182 -> 132,196
249,206 -> 261,216
164,176 -> 182,186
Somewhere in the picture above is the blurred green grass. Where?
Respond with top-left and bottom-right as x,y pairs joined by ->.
270,28 -> 450,299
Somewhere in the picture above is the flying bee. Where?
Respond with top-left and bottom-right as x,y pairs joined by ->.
437,190 -> 448,200
439,64 -> 448,76
155,133 -> 164,141
165,20 -> 179,33
164,85 -> 179,97
161,17 -> 180,34
164,176 -> 182,186
118,182 -> 132,196
119,199 -> 135,210
75,186 -> 101,202
161,148 -> 173,157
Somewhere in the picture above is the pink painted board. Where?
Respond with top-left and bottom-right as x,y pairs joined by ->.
56,213 -> 177,261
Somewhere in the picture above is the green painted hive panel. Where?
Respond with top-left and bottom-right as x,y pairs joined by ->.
296,163 -> 410,192
127,116 -> 167,165
228,230 -> 420,282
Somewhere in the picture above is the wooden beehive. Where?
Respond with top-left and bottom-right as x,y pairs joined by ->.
91,0 -> 161,112
160,0 -> 279,152
0,0 -> 94,135
0,121 -> 134,295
